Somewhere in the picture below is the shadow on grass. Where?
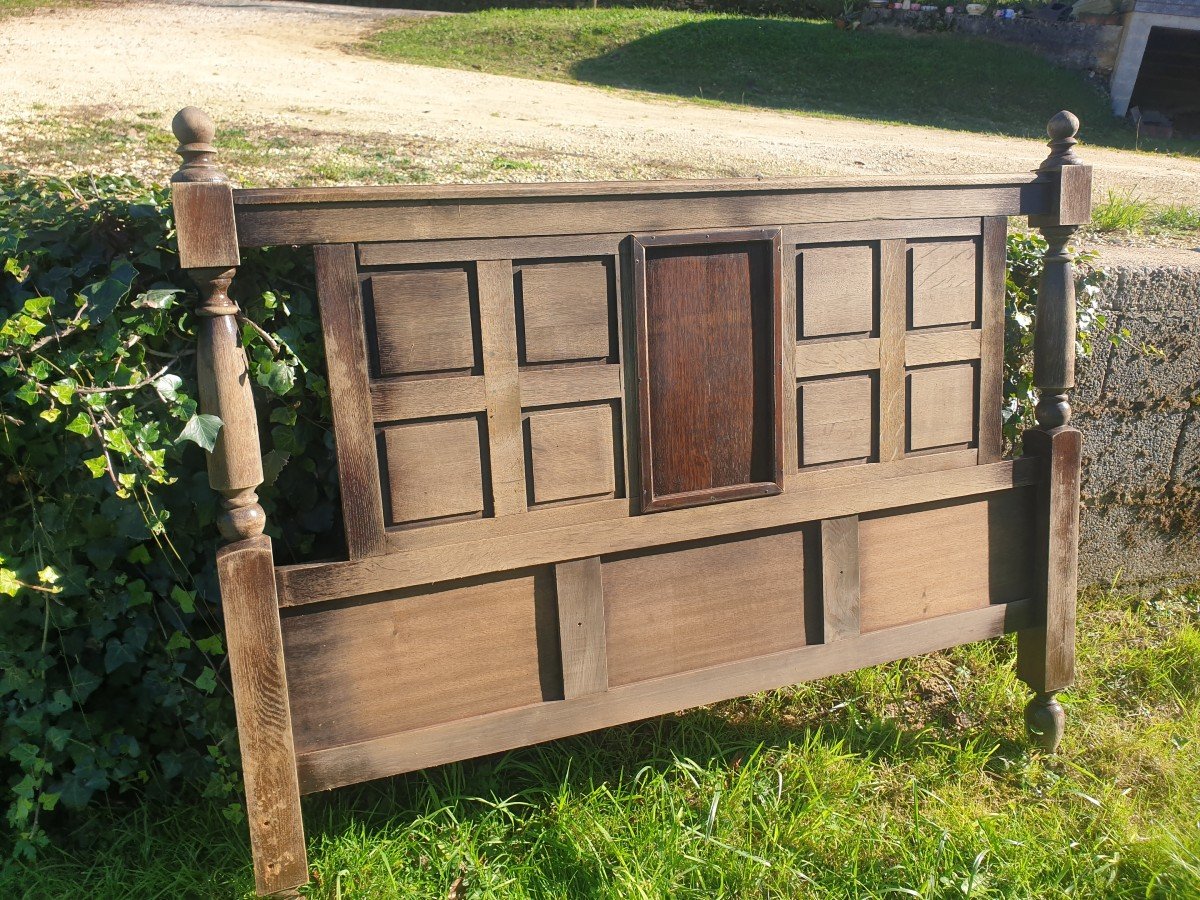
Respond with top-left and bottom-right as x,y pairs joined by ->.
568,18 -> 1191,155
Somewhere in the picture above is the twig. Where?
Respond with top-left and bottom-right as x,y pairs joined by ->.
236,313 -> 281,355
75,361 -> 176,395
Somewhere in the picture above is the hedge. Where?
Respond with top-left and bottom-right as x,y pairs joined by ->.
0,172 -> 1105,855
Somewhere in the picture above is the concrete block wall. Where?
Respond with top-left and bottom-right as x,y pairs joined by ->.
1074,257 -> 1200,589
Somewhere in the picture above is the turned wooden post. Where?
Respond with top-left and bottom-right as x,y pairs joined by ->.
1017,111 -> 1091,753
171,108 -> 308,898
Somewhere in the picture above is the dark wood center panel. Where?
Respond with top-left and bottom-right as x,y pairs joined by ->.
632,229 -> 784,512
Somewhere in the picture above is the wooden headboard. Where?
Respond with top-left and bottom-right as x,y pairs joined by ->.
171,107 -> 1091,897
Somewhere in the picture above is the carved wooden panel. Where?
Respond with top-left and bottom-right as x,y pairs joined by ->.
907,363 -> 977,451
525,404 -> 618,506
603,529 -> 812,686
382,418 -> 485,525
519,260 -> 613,363
799,245 -> 875,337
369,269 -> 477,376
799,374 -> 875,466
632,229 -> 783,512
910,241 -> 977,328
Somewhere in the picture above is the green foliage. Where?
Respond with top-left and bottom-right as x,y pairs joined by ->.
1002,230 -> 1109,449
0,174 -> 340,856
1090,191 -> 1200,236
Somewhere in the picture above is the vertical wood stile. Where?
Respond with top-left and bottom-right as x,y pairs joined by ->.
978,217 -> 1007,463
171,107 -> 308,897
1016,111 -> 1090,753
554,557 -> 609,699
781,237 -> 800,476
313,243 -> 388,558
477,260 -> 528,516
820,515 -> 861,642
878,239 -> 907,462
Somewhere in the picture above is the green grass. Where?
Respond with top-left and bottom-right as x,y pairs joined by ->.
0,0 -> 83,16
1090,190 -> 1200,236
4,584 -> 1200,897
363,9 -> 1198,157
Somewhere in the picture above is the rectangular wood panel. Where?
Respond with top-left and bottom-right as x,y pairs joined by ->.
632,229 -> 783,512
382,419 -> 485,525
282,569 -> 557,754
859,489 -> 1035,631
477,260 -> 527,517
369,270 -> 476,376
555,557 -> 608,699
603,530 -> 811,686
525,405 -> 617,506
519,261 -> 613,363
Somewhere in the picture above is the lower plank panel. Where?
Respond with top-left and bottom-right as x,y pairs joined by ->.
295,598 -> 1032,794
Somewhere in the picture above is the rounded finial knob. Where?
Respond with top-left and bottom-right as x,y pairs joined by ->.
170,107 -> 227,184
1047,110 -> 1079,142
172,107 -> 216,149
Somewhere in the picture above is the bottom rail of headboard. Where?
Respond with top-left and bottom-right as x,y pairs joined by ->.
296,598 -> 1032,793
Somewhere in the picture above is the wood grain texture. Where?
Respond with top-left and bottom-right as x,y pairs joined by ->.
1017,426 -> 1081,693
234,183 -> 1048,247
908,364 -> 977,451
780,238 -> 800,474
370,375 -> 486,421
370,270 -> 475,376
383,419 -> 484,525
978,217 -> 1007,463
277,459 -> 1040,605
904,330 -> 981,367
216,536 -> 307,896
295,599 -> 1034,793
910,241 -> 978,329
314,244 -> 387,557
784,217 -> 981,245
555,557 -> 608,699
477,260 -> 527,517
604,530 -> 810,685
1030,164 -> 1093,228
877,240 -> 908,463
519,365 -> 622,409
519,261 -> 612,363
858,489 -> 1035,631
526,405 -> 617,505
799,245 -> 874,337
794,337 -> 880,379
799,375 -> 874,466
172,181 -> 240,269
282,568 -> 556,754
633,229 -> 783,512
820,516 -> 861,642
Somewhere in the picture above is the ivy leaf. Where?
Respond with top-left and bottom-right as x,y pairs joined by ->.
83,456 -> 108,479
154,374 -> 183,403
49,380 -> 76,404
170,585 -> 195,614
0,568 -> 21,597
165,631 -> 191,653
64,413 -> 91,436
195,667 -> 218,694
80,259 -> 137,323
134,288 -> 182,309
258,360 -> 295,396
40,408 -> 61,423
15,382 -> 38,405
176,413 -> 222,452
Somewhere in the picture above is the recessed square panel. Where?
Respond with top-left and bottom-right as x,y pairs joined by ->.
800,375 -> 874,466
908,364 -> 976,451
526,405 -> 617,505
910,242 -> 977,328
520,261 -> 612,363
382,418 -> 484,525
800,245 -> 875,337
371,270 -> 475,376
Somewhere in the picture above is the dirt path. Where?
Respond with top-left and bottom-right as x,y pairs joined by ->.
3,0 -> 1200,204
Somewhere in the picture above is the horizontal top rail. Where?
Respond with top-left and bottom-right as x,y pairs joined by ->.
232,172 -> 1047,206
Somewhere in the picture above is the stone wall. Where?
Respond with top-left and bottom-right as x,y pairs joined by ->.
860,9 -> 1123,74
1075,254 -> 1200,590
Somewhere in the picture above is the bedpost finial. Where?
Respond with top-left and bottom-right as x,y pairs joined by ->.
1040,110 -> 1081,171
171,106 -> 227,184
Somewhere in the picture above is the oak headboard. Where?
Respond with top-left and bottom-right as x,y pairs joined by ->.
171,107 -> 1091,897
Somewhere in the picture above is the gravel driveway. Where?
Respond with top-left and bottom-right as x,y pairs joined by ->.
3,0 -> 1200,208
